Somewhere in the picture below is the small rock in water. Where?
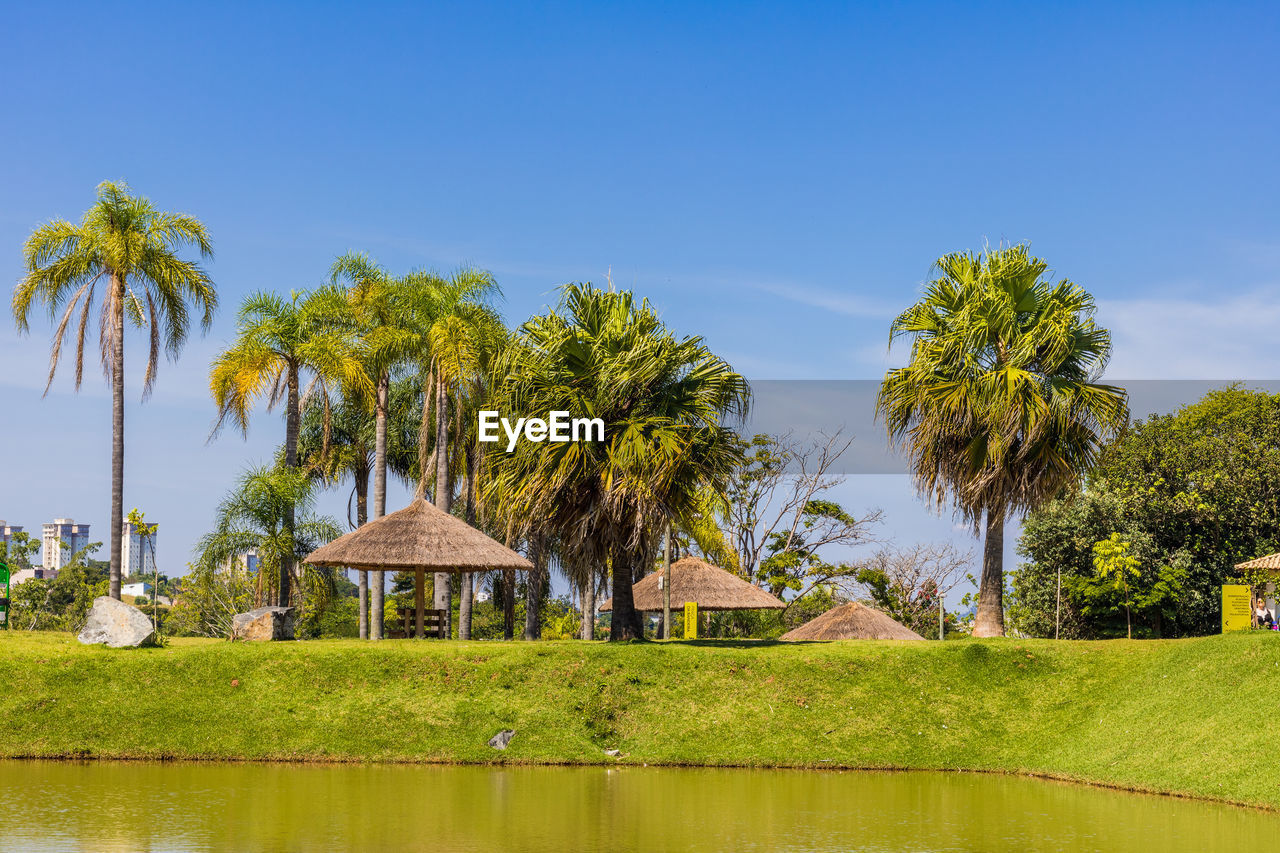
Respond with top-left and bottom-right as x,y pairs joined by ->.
77,597 -> 157,648
488,729 -> 515,750
604,749 -> 622,757
231,607 -> 295,641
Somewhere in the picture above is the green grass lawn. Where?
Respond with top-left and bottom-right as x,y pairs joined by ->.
2,631 -> 1275,807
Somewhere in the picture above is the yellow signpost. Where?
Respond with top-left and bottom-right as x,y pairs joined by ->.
683,601 -> 698,640
1223,584 -> 1252,633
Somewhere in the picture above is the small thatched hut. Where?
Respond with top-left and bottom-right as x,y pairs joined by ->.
599,556 -> 785,613
304,499 -> 531,638
781,601 -> 925,641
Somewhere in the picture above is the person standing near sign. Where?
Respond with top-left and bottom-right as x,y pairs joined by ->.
1255,596 -> 1274,629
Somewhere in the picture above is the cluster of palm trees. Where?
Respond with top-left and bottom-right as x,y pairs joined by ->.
13,183 -> 1130,641
209,252 -> 505,639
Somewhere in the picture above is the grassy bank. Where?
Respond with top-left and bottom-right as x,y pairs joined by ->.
2,631 -> 1274,807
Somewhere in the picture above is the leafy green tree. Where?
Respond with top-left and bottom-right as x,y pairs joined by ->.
9,542 -> 107,631
1091,534 -> 1141,639
1013,385 -> 1279,637
194,464 -> 343,628
14,181 -> 216,599
854,543 -> 971,638
3,531 -> 41,571
167,560 -> 255,638
210,288 -> 367,607
708,432 -> 879,601
877,244 -> 1128,636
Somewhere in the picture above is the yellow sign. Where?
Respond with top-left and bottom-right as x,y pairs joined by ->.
683,601 -> 698,639
1223,585 -> 1252,633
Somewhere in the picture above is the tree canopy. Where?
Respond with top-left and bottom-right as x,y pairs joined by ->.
1012,385 -> 1280,638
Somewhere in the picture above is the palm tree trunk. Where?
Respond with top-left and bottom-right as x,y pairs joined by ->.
434,377 -> 452,636
503,535 -> 515,641
414,369 -> 435,499
459,455 -> 477,640
371,371 -> 389,640
580,572 -> 596,641
972,506 -> 1006,637
524,537 -> 545,640
109,284 -> 124,601
356,468 -> 369,640
280,366 -> 300,608
609,547 -> 643,641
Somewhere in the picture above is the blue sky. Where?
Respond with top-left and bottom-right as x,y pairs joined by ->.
3,2 -> 1279,586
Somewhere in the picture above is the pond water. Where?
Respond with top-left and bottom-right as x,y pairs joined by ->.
3,761 -> 1275,852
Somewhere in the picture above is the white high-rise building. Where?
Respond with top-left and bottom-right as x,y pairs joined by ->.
121,521 -> 158,577
42,519 -> 91,570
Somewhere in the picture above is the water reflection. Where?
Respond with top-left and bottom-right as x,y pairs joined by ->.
4,761 -> 1275,852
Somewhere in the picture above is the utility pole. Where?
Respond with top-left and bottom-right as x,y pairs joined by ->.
661,524 -> 672,640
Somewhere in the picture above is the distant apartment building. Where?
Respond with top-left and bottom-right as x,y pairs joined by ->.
1,520 -> 23,552
42,518 -> 91,570
121,521 -> 158,577
10,567 -> 58,587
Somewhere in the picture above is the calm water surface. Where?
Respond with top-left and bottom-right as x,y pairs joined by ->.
3,761 -> 1275,852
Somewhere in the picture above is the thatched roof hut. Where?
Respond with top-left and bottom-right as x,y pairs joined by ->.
304,499 -> 531,573
599,556 -> 784,612
304,499 -> 530,638
781,601 -> 925,641
1236,553 -> 1280,571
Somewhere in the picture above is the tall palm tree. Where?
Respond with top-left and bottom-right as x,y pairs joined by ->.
330,253 -> 416,639
877,244 -> 1129,636
487,284 -> 750,640
399,268 -> 502,634
210,288 -> 367,607
14,181 -> 215,599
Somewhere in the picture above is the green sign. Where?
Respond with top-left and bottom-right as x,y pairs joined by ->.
0,560 -> 9,630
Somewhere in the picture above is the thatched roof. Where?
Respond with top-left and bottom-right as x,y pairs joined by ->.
1236,553 -> 1280,571
781,602 -> 925,641
599,556 -> 784,612
303,499 -> 532,573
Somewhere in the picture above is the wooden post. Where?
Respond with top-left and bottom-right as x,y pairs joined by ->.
415,568 -> 426,639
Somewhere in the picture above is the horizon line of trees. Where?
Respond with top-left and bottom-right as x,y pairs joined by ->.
19,181 -> 1273,643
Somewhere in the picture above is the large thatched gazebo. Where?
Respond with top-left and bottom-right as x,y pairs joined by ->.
781,601 -> 924,641
304,499 -> 532,638
599,556 -> 785,618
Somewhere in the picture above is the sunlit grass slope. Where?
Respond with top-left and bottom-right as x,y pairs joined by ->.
2,631 -> 1273,806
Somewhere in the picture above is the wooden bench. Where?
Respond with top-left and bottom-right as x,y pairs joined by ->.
389,607 -> 446,639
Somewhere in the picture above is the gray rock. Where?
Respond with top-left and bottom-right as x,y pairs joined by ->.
77,597 -> 157,648
231,606 -> 295,641
488,729 -> 515,750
